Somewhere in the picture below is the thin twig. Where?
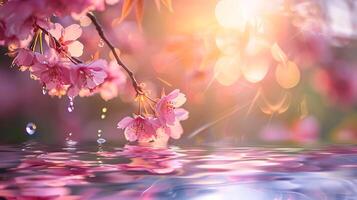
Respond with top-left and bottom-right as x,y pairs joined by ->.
86,12 -> 143,95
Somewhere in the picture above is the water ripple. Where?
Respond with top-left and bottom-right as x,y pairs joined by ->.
0,144 -> 356,199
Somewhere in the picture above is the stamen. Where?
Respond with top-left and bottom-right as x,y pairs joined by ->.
39,30 -> 43,54
31,31 -> 40,51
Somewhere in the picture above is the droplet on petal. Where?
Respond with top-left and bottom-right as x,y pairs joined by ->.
25,122 -> 36,135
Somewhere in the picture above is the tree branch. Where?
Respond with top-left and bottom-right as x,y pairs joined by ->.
86,12 -> 143,95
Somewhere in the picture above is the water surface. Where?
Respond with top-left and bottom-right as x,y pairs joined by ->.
0,143 -> 356,199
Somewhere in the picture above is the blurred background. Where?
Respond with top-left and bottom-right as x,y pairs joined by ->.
0,0 -> 356,146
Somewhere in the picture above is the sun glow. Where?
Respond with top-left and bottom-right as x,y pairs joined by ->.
215,0 -> 264,30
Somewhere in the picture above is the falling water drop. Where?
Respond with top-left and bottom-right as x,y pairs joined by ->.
100,107 -> 107,119
97,137 -> 106,144
96,130 -> 106,144
42,86 -> 47,95
98,39 -> 104,47
25,122 -> 36,135
68,97 -> 74,112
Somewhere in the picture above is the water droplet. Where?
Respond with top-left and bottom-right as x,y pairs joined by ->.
65,132 -> 77,146
102,107 -> 107,113
98,39 -> 104,48
66,139 -> 77,146
68,97 -> 74,112
97,138 -> 106,144
96,130 -> 106,144
25,122 -> 36,135
42,86 -> 47,95
100,114 -> 106,119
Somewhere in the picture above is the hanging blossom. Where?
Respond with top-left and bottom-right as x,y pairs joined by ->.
67,59 -> 108,98
31,49 -> 72,96
13,46 -> 108,98
0,0 -> 119,49
117,89 -> 189,143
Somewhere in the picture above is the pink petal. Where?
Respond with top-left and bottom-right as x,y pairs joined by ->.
124,127 -> 138,142
173,92 -> 186,107
47,23 -> 63,40
100,82 -> 118,101
167,122 -> 183,139
63,24 -> 82,41
117,117 -> 134,129
166,89 -> 180,99
67,86 -> 80,98
67,41 -> 83,57
175,108 -> 189,121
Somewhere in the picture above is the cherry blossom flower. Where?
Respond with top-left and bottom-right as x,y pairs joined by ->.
13,48 -> 36,67
0,0 -> 51,49
98,61 -> 127,101
47,23 -> 84,57
117,115 -> 157,142
31,49 -> 72,96
155,89 -> 189,125
67,59 -> 108,98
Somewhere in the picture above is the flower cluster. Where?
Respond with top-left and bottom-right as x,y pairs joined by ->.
11,23 -> 125,100
0,0 -> 120,49
117,89 -> 189,143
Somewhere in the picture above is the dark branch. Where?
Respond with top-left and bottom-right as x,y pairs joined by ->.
86,12 -> 143,95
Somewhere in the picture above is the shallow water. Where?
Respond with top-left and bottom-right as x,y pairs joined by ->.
0,142 -> 357,200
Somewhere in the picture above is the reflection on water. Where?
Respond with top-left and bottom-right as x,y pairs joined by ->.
0,143 -> 356,199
